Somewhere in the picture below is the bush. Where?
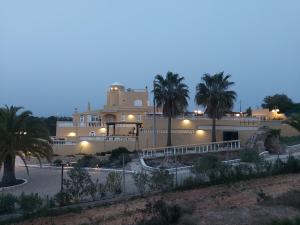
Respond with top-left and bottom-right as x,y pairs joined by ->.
19,193 -> 43,215
77,155 -> 101,168
106,171 -> 122,195
239,149 -> 261,163
192,155 -> 223,181
53,159 -> 63,166
0,193 -> 17,214
284,156 -> 300,173
61,166 -> 95,202
109,147 -> 131,162
149,170 -> 173,191
133,171 -> 150,196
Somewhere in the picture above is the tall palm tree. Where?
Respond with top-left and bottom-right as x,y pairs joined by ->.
195,72 -> 237,142
153,72 -> 189,146
287,113 -> 300,132
0,106 -> 53,187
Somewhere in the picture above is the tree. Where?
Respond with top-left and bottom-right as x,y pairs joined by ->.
261,94 -> 294,114
153,72 -> 189,146
246,107 -> 252,117
286,113 -> 300,132
0,106 -> 53,186
195,72 -> 237,142
62,166 -> 95,202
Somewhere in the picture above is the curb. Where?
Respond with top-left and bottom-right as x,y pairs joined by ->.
0,179 -> 28,192
16,164 -> 134,174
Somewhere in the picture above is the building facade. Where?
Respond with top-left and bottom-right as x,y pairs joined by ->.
53,83 -> 299,155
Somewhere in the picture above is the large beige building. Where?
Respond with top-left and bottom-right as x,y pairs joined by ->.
53,83 -> 299,155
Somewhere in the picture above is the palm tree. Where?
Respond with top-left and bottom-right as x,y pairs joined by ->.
286,113 -> 300,132
153,72 -> 189,146
0,106 -> 53,187
195,72 -> 237,142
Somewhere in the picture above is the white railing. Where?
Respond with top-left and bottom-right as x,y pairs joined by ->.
144,115 -> 261,122
57,121 -> 74,127
141,140 -> 241,159
52,140 -> 77,145
79,136 -> 137,142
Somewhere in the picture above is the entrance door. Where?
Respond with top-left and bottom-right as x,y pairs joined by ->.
223,131 -> 238,141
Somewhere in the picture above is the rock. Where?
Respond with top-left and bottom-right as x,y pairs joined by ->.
245,126 -> 285,154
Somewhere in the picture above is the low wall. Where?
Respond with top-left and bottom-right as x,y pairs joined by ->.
53,140 -> 138,155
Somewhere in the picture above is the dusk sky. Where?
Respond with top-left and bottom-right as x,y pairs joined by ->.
1,0 -> 299,116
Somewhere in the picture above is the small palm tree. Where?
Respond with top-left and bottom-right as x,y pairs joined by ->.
153,72 -> 189,146
287,113 -> 300,132
195,72 -> 237,142
0,106 -> 53,187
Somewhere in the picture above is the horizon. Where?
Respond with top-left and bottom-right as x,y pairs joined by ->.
1,0 -> 300,116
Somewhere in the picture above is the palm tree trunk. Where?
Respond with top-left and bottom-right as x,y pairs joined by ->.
167,114 -> 172,146
212,118 -> 217,142
1,154 -> 17,186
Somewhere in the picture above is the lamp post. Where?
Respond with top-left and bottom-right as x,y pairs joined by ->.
60,163 -> 65,206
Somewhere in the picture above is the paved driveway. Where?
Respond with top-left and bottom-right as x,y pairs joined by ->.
1,166 -> 137,197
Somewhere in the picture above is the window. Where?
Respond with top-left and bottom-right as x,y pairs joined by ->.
91,115 -> 98,122
80,115 -> 84,123
89,131 -> 96,137
87,115 -> 92,122
121,114 -> 126,122
137,114 -> 142,122
134,99 -> 143,107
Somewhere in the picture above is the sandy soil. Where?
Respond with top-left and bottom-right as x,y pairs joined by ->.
16,173 -> 300,225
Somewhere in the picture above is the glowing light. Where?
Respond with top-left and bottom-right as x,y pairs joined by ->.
80,141 -> 89,147
196,130 -> 205,136
128,114 -> 135,119
182,119 -> 190,125
68,132 -> 76,137
235,113 -> 240,117
99,127 -> 107,133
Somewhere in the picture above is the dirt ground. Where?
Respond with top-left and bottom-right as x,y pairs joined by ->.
17,173 -> 300,225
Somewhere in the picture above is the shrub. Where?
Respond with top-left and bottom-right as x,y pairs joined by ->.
239,149 -> 261,163
0,193 -> 17,214
109,147 -> 130,162
106,171 -> 122,195
19,193 -> 43,215
192,155 -> 223,181
149,170 -> 173,191
60,166 -> 95,202
77,155 -> 101,168
53,159 -> 63,166
284,156 -> 300,173
132,171 -> 150,196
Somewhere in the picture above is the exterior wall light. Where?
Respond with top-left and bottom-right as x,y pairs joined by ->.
196,129 -> 205,136
68,132 -> 76,137
80,141 -> 89,147
99,127 -> 107,133
128,114 -> 135,119
182,119 -> 190,125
